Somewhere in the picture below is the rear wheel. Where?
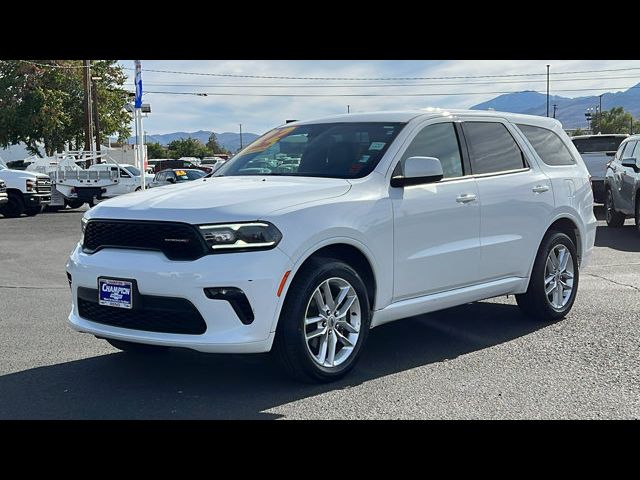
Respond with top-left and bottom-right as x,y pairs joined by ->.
516,231 -> 579,322
105,338 -> 169,354
65,199 -> 84,209
24,205 -> 42,216
605,188 -> 625,227
635,194 -> 640,233
274,258 -> 371,383
1,192 -> 25,217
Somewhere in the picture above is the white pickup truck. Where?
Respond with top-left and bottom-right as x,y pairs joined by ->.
0,159 -> 51,217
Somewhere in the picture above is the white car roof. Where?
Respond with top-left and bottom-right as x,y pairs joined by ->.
286,109 -> 563,129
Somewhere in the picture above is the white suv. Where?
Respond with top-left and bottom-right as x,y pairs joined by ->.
66,110 -> 597,382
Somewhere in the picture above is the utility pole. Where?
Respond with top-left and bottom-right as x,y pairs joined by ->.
82,60 -> 93,152
91,77 -> 102,158
599,94 -> 603,114
552,103 -> 558,119
546,64 -> 550,118
239,123 -> 243,150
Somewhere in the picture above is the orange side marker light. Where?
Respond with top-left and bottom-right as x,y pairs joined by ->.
277,270 -> 291,297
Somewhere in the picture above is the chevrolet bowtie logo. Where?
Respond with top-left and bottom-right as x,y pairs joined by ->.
163,238 -> 190,243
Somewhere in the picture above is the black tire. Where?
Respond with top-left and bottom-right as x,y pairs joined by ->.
105,338 -> 169,354
516,231 -> 579,322
605,188 -> 625,227
274,257 -> 371,383
65,199 -> 84,209
87,199 -> 95,208
24,205 -> 42,216
635,194 -> 640,233
1,192 -> 25,217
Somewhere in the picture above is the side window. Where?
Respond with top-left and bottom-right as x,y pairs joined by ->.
399,122 -> 464,179
622,141 -> 637,159
517,124 -> 575,166
463,122 -> 527,174
157,172 -> 166,182
632,142 -> 640,157
119,169 -> 131,178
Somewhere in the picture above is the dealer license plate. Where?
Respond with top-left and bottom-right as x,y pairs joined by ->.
98,278 -> 133,309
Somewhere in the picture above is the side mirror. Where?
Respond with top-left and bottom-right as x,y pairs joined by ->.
391,156 -> 444,188
621,157 -> 640,171
166,177 -> 176,184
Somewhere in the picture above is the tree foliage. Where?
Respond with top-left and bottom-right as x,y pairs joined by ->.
146,142 -> 166,159
571,128 -> 587,136
206,132 -> 230,155
0,60 -> 131,156
167,137 -> 211,158
590,107 -> 637,135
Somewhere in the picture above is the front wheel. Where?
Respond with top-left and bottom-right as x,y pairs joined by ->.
24,205 -> 43,216
516,231 -> 579,322
274,258 -> 371,383
105,338 -> 169,354
605,188 -> 625,227
1,192 -> 25,217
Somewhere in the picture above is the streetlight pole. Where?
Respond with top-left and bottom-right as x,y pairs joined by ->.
546,64 -> 550,118
553,103 -> 558,119
239,123 -> 243,150
599,94 -> 603,114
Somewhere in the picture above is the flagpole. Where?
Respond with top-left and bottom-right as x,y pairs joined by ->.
134,60 -> 146,190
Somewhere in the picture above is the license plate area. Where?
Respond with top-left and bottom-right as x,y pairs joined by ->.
98,278 -> 133,309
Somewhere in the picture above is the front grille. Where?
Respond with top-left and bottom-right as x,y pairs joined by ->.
35,177 -> 52,194
77,287 -> 207,335
83,220 -> 208,261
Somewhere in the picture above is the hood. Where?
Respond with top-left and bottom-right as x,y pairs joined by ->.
87,176 -> 352,223
0,167 -> 49,180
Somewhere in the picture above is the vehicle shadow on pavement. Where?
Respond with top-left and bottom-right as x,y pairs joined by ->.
594,225 -> 640,252
0,300 -> 550,420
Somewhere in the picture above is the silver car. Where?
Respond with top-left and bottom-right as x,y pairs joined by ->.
148,168 -> 206,188
603,134 -> 640,231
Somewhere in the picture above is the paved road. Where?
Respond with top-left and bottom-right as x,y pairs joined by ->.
0,206 -> 638,419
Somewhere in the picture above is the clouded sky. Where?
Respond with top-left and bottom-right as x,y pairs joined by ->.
119,60 -> 640,136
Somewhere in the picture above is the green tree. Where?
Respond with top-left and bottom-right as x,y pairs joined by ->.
146,142 -> 166,158
167,137 -> 210,158
0,60 -> 131,156
590,107 -> 634,134
206,131 -> 230,155
570,128 -> 587,136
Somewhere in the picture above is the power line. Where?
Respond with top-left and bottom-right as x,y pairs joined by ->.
142,84 -> 640,98
141,74 -> 640,89
124,66 -> 640,81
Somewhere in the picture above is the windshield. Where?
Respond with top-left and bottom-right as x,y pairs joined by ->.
124,166 -> 141,176
176,169 -> 206,181
216,122 -> 405,179
572,136 -> 625,153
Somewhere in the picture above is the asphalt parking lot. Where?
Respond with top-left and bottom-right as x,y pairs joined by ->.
0,206 -> 638,419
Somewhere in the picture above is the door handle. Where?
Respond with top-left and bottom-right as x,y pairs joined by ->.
456,193 -> 477,203
532,185 -> 550,193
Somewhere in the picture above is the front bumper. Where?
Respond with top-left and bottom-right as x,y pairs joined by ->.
66,244 -> 292,353
24,192 -> 51,206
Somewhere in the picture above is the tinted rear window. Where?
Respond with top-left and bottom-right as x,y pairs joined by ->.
463,122 -> 526,174
518,124 -> 575,166
572,136 -> 625,153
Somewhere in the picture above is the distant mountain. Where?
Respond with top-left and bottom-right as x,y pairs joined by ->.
471,83 -> 640,129
128,130 -> 260,153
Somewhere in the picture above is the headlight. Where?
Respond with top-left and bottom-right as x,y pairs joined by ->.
26,179 -> 35,192
198,222 -> 282,251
